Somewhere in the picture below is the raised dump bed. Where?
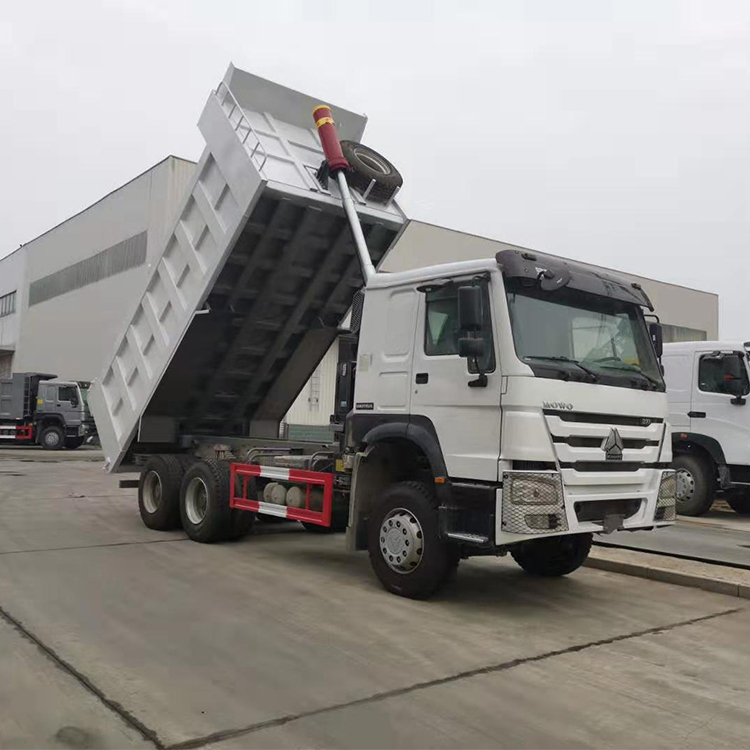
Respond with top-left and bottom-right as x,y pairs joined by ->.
89,65 -> 406,471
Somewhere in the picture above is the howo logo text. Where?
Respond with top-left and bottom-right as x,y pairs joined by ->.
543,401 -> 574,410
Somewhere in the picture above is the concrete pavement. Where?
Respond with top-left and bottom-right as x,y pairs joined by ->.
1,449 -> 749,749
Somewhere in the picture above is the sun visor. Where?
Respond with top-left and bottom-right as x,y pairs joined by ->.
496,249 -> 653,310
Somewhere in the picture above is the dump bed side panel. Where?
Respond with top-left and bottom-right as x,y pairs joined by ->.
89,69 -> 405,471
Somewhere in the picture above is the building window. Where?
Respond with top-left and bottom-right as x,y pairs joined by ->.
662,324 -> 707,344
0,291 -> 16,318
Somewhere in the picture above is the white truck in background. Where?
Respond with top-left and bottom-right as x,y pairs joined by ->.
88,65 -> 676,599
663,341 -> 750,516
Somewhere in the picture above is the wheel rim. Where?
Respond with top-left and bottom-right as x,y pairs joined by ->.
142,471 -> 162,514
185,477 -> 209,525
379,507 -> 424,574
353,147 -> 391,175
675,468 -> 695,504
45,430 -> 60,447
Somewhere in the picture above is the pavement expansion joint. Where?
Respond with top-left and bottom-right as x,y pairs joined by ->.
0,600 -> 165,749
0,537 -> 190,557
166,606 -> 744,750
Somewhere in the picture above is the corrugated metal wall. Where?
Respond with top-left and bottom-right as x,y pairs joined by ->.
284,343 -> 338,426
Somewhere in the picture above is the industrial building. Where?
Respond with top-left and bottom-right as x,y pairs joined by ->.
0,156 -> 719,435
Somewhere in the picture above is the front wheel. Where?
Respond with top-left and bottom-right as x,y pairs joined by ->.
673,453 -> 715,516
368,481 -> 458,599
726,489 -> 750,515
40,426 -> 65,451
511,533 -> 592,577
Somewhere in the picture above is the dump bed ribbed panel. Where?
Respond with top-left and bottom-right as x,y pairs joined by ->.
88,66 -> 405,471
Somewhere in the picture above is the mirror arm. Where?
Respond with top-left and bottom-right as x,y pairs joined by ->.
467,354 -> 488,388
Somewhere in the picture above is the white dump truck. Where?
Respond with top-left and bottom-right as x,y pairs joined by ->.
89,65 -> 676,598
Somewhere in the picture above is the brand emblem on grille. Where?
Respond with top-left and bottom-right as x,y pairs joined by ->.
602,428 -> 624,461
543,401 -> 574,410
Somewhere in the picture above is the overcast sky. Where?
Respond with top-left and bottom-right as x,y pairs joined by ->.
1,0 -> 748,336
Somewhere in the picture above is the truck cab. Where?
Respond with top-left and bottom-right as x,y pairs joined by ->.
346,249 -> 675,564
35,379 -> 94,450
663,341 -> 750,515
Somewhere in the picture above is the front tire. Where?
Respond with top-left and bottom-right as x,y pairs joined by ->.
511,533 -> 592,577
40,426 -> 65,451
368,481 -> 457,599
726,489 -> 750,515
65,437 -> 85,450
674,453 -> 715,516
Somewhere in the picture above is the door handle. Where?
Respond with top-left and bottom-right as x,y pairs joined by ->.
688,411 -> 706,418
415,373 -> 429,384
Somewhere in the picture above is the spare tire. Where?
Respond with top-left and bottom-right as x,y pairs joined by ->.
340,141 -> 402,203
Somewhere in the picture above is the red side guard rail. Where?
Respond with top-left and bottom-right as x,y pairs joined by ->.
230,463 -> 334,527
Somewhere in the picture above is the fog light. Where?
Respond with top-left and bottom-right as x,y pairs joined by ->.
525,513 -> 561,530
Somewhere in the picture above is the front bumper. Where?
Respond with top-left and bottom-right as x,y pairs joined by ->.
496,468 -> 676,545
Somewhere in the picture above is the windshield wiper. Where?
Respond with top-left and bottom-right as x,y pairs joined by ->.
524,356 -> 599,381
592,360 -> 662,389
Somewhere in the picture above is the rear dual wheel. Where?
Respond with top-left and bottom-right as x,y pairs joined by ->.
180,459 -> 254,543
138,456 -> 253,540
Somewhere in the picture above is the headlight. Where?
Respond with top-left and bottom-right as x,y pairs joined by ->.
501,472 -> 568,534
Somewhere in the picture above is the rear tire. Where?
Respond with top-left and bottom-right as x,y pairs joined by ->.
511,533 -> 592,577
726,489 -> 750,515
180,460 -> 254,542
138,455 -> 185,531
368,481 -> 458,599
40,426 -> 65,451
674,453 -> 715,516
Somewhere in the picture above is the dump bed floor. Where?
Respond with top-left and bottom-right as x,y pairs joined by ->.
89,66 -> 405,471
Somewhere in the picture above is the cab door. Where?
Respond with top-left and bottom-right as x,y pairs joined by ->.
410,279 -> 502,481
691,351 -> 750,466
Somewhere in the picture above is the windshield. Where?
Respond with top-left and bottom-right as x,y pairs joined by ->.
506,281 -> 664,390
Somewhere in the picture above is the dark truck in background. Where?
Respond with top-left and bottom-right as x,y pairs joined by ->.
0,373 -> 95,450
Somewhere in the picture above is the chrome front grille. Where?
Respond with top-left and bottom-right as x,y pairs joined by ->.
544,410 -> 665,468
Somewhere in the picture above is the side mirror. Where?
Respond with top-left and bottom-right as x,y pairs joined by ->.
649,321 -> 663,359
458,285 -> 482,332
458,337 -> 487,360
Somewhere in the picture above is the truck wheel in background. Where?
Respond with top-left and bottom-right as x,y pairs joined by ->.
673,453 -> 715,516
138,455 -> 185,530
511,533 -> 592,577
726,489 -> 750,515
65,437 -> 85,450
367,481 -> 458,600
180,459 -> 253,543
40,425 -> 65,451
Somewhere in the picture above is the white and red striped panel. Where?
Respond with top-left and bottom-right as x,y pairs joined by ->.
230,463 -> 334,527
0,424 -> 34,441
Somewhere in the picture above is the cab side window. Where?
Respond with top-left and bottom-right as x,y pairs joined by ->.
698,354 -> 750,395
424,285 -> 495,373
58,386 -> 77,403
